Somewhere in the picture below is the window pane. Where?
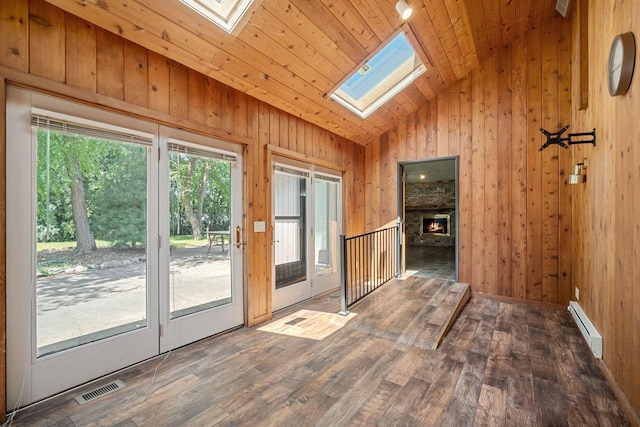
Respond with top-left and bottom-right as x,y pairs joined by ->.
36,129 -> 148,357
314,179 -> 339,276
169,150 -> 232,319
274,172 -> 307,289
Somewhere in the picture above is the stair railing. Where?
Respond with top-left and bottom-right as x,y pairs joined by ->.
339,217 -> 402,315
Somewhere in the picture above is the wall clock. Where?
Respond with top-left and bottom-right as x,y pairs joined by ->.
608,32 -> 636,96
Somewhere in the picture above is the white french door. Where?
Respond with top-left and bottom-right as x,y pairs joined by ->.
6,87 -> 243,409
272,161 -> 342,311
158,127 -> 244,352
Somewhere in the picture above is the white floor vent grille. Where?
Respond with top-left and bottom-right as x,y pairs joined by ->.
75,380 -> 126,405
568,301 -> 603,359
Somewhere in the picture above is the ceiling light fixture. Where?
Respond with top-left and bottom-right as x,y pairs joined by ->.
395,0 -> 413,20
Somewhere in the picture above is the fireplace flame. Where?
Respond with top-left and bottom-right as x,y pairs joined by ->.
427,221 -> 445,233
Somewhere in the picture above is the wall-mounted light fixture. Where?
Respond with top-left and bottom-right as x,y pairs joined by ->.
568,160 -> 587,184
395,0 -> 413,19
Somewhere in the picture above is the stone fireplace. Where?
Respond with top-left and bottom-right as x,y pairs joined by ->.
405,180 -> 455,247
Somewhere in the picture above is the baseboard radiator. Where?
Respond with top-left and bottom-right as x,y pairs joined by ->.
568,301 -> 603,359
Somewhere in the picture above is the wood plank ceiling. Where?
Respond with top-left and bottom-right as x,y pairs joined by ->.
43,0 -> 559,145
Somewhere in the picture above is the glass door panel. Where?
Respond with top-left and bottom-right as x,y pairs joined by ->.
159,129 -> 244,353
36,131 -> 149,357
274,171 -> 308,289
7,87 -> 159,408
312,175 -> 342,295
168,148 -> 232,318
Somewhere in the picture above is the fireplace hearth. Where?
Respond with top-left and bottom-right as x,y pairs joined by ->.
422,214 -> 450,236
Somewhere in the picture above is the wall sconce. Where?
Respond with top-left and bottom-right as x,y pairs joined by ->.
568,160 -> 587,184
395,0 -> 413,19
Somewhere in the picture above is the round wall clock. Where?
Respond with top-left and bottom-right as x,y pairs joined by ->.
608,32 -> 636,96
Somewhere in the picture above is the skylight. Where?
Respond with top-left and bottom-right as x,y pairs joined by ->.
180,0 -> 254,33
330,32 -> 426,118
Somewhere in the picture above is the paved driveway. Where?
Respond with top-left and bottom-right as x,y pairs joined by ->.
36,245 -> 232,353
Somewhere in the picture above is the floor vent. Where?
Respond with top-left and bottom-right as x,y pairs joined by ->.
75,380 -> 126,405
568,301 -> 603,359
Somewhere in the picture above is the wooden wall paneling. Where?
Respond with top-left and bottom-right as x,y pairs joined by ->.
448,81 -> 460,156
525,24 -> 543,301
496,45 -> 512,297
436,93 -> 449,157
471,64 -> 486,291
123,41 -> 148,108
168,61 -> 188,120
187,69 -> 205,125
220,86 -> 235,134
426,101 -> 438,158
614,0 -> 636,403
404,116 -> 415,162
147,51 -> 170,115
481,0 -> 501,57
204,77 -> 221,130
304,121 -> 315,158
234,91 -> 249,138
0,76 -> 7,421
295,120 -> 306,158
29,0 -> 65,82
458,75 -> 472,283
288,117 -> 297,154
379,132 -> 391,224
443,0 -> 480,71
0,1 -> 28,72
247,101 -> 271,325
364,144 -> 373,231
96,28 -> 124,100
541,17 -> 559,304
426,0 -> 466,79
396,119 -> 407,163
578,0 -> 589,110
278,108 -> 289,150
515,0 -> 532,40
499,0 -> 516,47
633,2 -> 640,409
510,35 -> 528,300
371,138 -> 381,229
483,54 -> 498,296
556,17 -> 572,305
462,0 -> 491,62
416,104 -> 428,159
65,15 -> 96,93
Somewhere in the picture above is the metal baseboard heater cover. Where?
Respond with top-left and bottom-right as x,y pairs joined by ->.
568,301 -> 602,359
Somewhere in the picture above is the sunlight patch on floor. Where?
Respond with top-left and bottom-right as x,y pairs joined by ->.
257,309 -> 358,340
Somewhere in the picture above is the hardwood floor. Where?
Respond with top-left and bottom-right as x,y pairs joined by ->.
7,277 -> 629,426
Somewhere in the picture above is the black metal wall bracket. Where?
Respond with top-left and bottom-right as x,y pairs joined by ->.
538,125 -> 596,151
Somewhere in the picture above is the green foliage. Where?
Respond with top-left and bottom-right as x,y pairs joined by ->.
36,127 -> 233,249
91,143 -> 147,247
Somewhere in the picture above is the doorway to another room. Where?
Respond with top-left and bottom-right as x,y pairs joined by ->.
400,158 -> 458,281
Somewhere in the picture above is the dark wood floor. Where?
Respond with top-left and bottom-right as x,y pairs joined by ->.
8,277 -> 629,426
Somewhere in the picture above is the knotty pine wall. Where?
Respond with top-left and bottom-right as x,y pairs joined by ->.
570,0 -> 640,420
365,14 -> 573,305
0,0 -> 366,415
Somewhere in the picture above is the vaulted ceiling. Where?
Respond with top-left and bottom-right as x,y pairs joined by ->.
44,0 -> 560,145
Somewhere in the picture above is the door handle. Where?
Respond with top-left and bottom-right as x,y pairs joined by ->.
235,226 -> 241,249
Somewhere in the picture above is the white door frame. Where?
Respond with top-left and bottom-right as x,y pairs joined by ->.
6,87 -> 159,408
271,158 -> 343,311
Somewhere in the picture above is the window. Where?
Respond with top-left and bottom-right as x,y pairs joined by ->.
179,0 -> 254,33
330,32 -> 426,118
